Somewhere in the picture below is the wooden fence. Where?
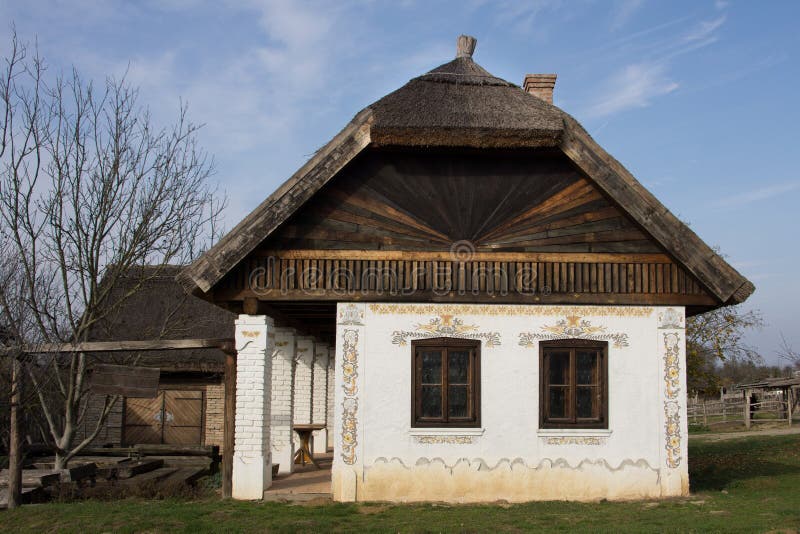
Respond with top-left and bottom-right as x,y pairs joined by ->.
688,389 -> 796,428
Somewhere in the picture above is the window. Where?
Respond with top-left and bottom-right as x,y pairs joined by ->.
412,338 -> 480,427
540,340 -> 608,429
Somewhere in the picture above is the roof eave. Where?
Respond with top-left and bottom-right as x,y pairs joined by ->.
179,109 -> 374,294
558,112 -> 755,307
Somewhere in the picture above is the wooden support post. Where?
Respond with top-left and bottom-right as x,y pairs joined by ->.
243,296 -> 259,315
7,353 -> 22,509
702,401 -> 707,426
222,349 -> 237,499
787,387 -> 793,428
744,389 -> 751,429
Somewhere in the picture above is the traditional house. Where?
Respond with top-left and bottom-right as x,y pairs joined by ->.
179,36 -> 754,502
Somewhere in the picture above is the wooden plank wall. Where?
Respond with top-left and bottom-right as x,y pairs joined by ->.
260,149 -> 662,254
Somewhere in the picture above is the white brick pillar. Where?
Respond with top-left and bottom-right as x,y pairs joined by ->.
271,328 -> 296,475
326,347 -> 335,450
232,314 -> 274,500
312,342 -> 330,454
293,337 -> 315,426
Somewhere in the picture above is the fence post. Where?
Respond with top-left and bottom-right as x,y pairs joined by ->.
722,397 -> 727,422
788,387 -> 793,428
703,402 -> 708,426
744,389 -> 751,429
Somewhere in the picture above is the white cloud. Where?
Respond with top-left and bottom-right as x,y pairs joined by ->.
714,182 -> 800,209
682,15 -> 726,45
610,0 -> 644,31
476,0 -> 575,36
586,62 -> 678,117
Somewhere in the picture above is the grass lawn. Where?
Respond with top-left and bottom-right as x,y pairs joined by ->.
4,434 -> 800,533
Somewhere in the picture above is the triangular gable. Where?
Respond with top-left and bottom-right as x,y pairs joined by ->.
179,111 -> 753,307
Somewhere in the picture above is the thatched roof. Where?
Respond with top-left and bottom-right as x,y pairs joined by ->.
179,35 -> 754,308
90,265 -> 234,372
368,56 -> 563,148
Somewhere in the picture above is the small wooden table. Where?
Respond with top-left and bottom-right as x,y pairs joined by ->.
293,424 -> 326,468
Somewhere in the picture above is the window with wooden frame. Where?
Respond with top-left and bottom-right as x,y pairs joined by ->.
412,337 -> 480,427
540,340 -> 608,429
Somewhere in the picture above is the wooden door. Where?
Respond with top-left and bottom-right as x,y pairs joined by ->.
123,389 -> 204,446
123,395 -> 164,445
163,390 -> 203,445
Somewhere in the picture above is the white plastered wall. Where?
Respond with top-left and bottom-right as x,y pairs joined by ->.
332,302 -> 689,503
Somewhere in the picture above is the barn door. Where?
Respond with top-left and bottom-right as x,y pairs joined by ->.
123,389 -> 204,446
123,395 -> 164,445
163,390 -> 204,445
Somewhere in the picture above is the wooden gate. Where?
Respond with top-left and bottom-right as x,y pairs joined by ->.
123,389 -> 204,446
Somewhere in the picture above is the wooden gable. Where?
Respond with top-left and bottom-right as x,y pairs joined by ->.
211,147 -> 717,312
261,148 -> 659,254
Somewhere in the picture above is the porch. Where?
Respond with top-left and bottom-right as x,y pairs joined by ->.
264,452 -> 333,501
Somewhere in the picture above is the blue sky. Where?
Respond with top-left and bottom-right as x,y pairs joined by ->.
2,0 -> 798,364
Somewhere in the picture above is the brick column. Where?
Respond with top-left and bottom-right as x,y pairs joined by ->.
312,342 -> 330,455
326,346 -> 335,450
232,314 -> 274,500
293,337 -> 315,426
271,328 -> 296,475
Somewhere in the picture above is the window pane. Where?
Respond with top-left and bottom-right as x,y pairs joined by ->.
576,351 -> 598,385
548,386 -> 568,418
448,385 -> 468,418
421,386 -> 442,418
548,351 -> 569,385
421,351 -> 442,384
576,386 -> 597,419
448,350 -> 469,383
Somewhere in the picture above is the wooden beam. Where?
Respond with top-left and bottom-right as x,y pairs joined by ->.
216,288 -> 718,306
257,249 -> 673,264
242,297 -> 259,315
5,338 -> 234,355
221,348 -> 236,499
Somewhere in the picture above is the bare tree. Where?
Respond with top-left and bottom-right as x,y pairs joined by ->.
686,305 -> 763,395
0,31 -> 224,470
777,333 -> 799,368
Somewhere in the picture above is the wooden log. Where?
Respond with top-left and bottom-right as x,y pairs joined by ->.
133,444 -> 219,457
117,459 -> 165,479
0,470 -> 61,488
118,467 -> 178,487
162,466 -> 209,486
0,486 -> 45,509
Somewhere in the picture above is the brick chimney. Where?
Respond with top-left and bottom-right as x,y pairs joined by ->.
523,74 -> 557,104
